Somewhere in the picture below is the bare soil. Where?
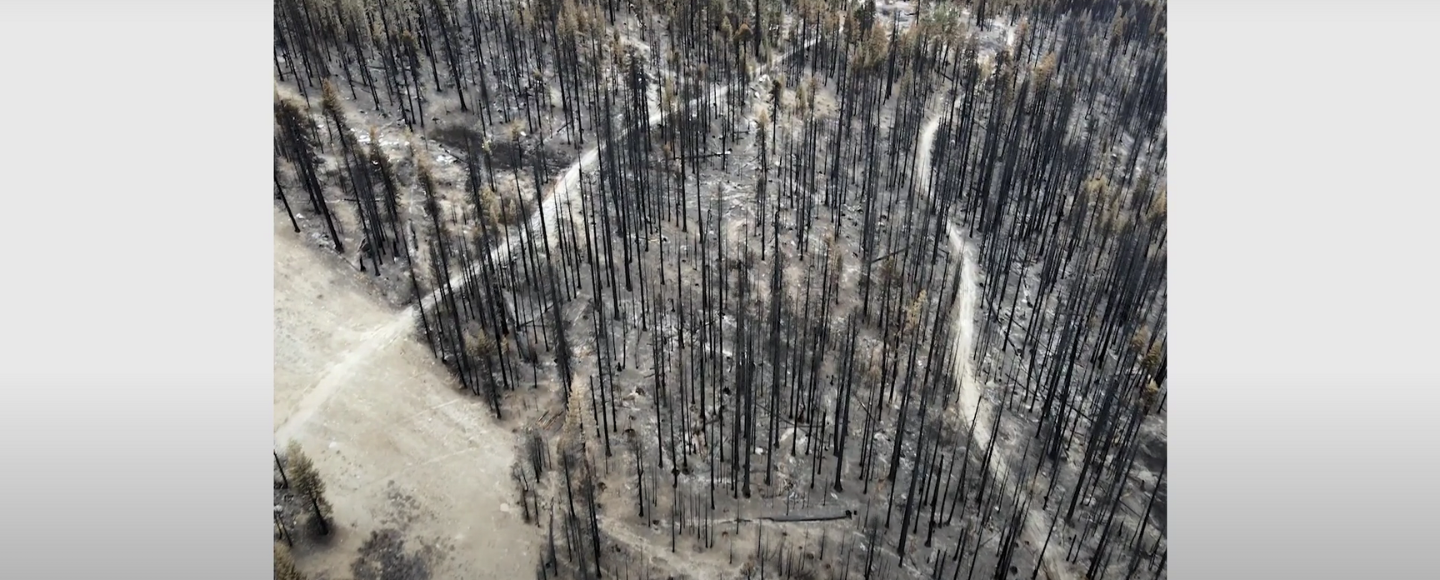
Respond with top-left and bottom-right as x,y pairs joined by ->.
275,209 -> 540,579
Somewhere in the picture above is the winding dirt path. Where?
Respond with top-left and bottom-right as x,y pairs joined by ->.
911,26 -> 1078,580
912,87 -> 989,451
274,38 -> 822,580
276,40 -> 817,448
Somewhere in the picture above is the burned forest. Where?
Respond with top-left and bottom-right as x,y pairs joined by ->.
273,1 -> 1167,579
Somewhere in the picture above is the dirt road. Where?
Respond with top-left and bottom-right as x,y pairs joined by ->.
910,19 -> 1078,580
274,39 -> 820,579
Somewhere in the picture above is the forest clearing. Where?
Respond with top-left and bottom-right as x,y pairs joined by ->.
273,1 -> 1167,579
275,210 -> 537,579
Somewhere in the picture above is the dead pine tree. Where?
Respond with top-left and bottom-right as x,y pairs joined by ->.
274,92 -> 344,254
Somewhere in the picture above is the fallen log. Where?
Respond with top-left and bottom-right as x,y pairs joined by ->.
760,510 -> 853,523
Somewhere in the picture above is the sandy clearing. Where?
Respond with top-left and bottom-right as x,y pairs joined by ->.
275,210 -> 537,579
274,222 -> 395,427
